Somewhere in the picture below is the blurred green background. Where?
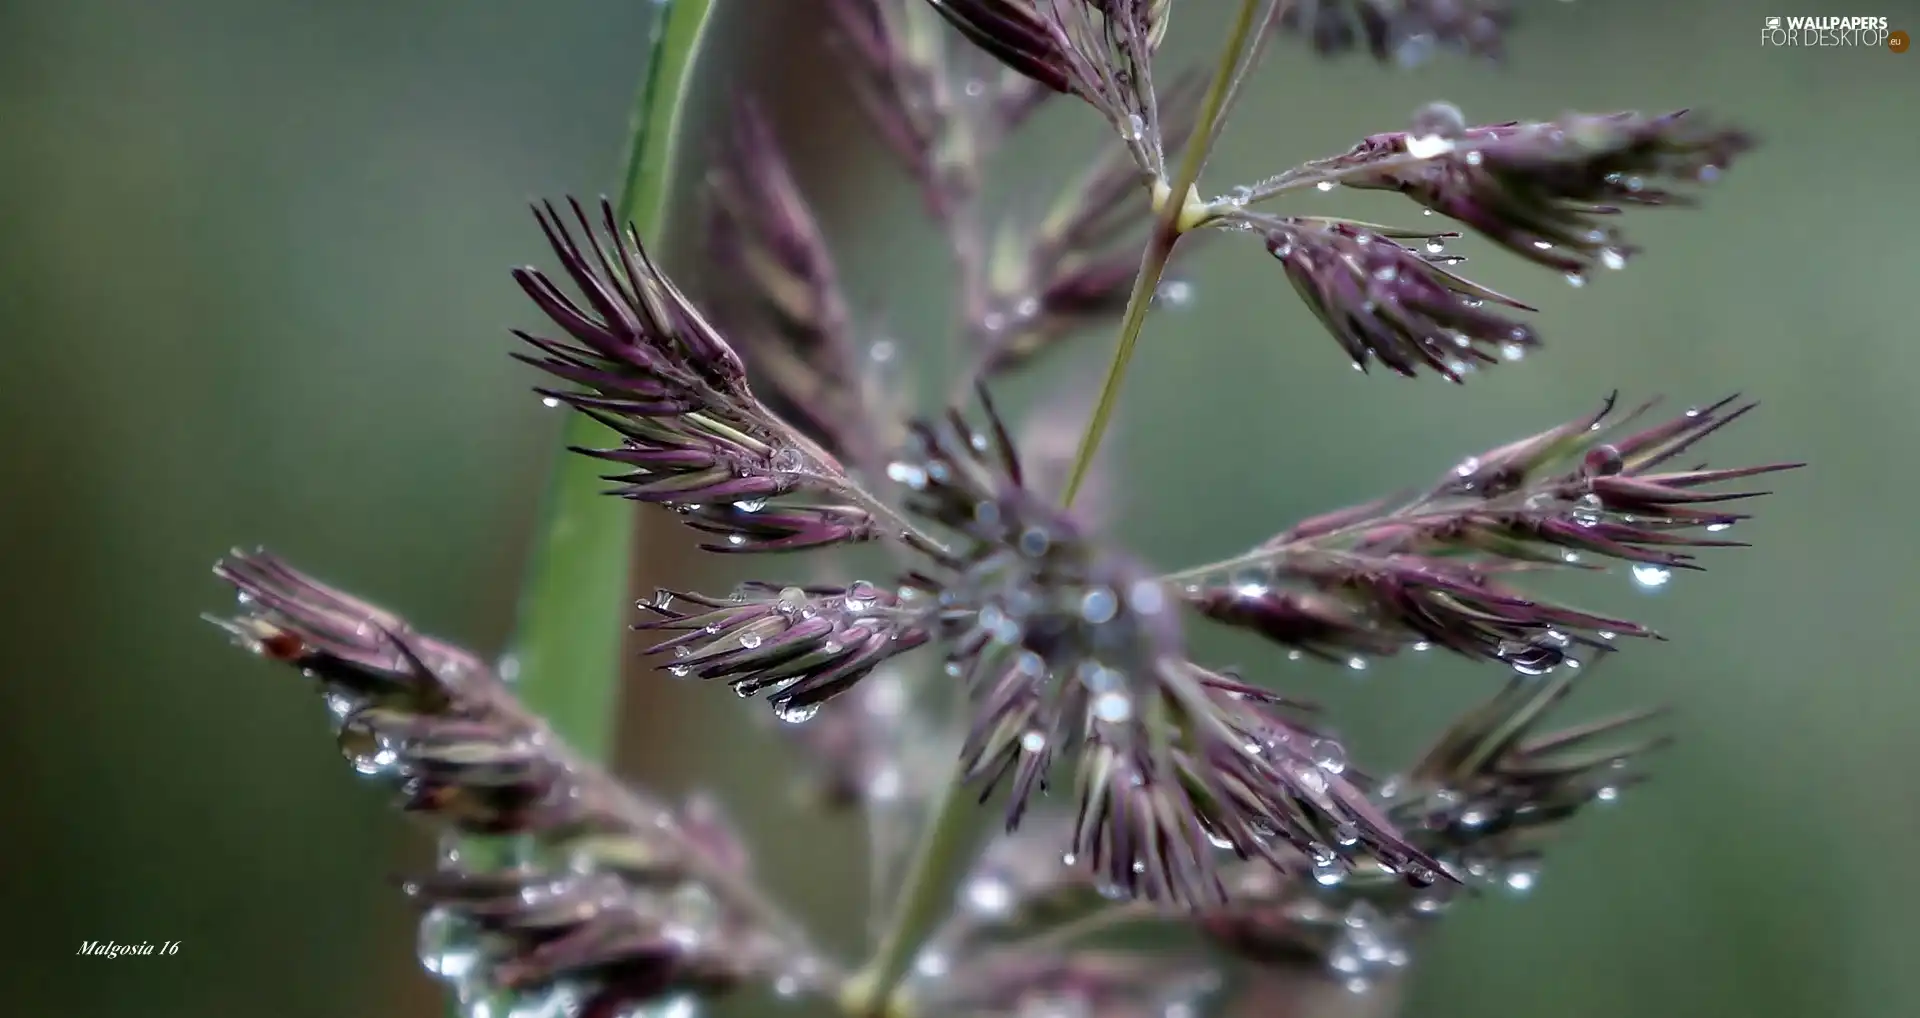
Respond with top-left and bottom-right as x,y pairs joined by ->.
3,1 -> 1916,1016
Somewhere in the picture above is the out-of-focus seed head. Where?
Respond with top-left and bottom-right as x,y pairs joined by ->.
830,0 -> 1048,217
916,949 -> 1220,1018
1015,378 -> 1118,527
775,663 -> 951,812
209,552 -> 785,1013
969,78 -> 1203,382
1278,0 -> 1514,65
407,867 -> 752,1016
937,811 -> 1097,943
708,101 -> 894,469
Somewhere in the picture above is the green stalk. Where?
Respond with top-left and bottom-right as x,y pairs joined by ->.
840,759 -> 974,1018
504,0 -> 714,763
843,10 -> 1274,1014
1056,230 -> 1174,508
1057,0 -> 1265,508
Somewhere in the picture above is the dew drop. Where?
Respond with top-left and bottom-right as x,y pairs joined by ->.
844,580 -> 879,612
324,692 -> 358,728
1346,655 -> 1369,672
774,701 -> 819,725
1156,279 -> 1193,307
867,766 -> 902,801
732,498 -> 765,513
1020,730 -> 1048,753
737,632 -> 763,650
351,745 -> 400,776
1571,493 -> 1605,527
1080,587 -> 1119,624
1497,632 -> 1567,676
914,950 -> 949,978
769,447 -> 805,474
1077,661 -> 1122,693
886,461 -> 929,489
1600,247 -> 1627,270
541,396 -> 561,409
1229,565 -> 1270,598
1316,180 -> 1337,192
1311,738 -> 1348,774
1706,521 -> 1733,533
1503,862 -> 1539,894
1630,564 -> 1672,590
1128,580 -> 1167,615
1404,133 -> 1454,159
1092,691 -> 1134,723
963,876 -> 1013,917
1394,30 -> 1436,68
417,907 -> 481,980
1582,444 -> 1624,476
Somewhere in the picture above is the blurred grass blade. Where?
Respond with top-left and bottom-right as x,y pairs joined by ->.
505,0 -> 716,762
